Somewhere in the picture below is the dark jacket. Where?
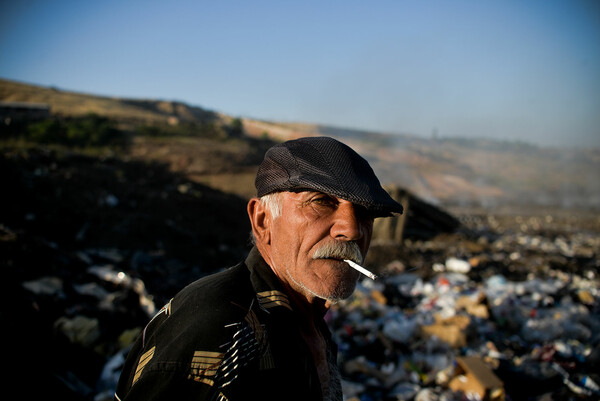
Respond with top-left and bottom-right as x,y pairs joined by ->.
115,247 -> 339,401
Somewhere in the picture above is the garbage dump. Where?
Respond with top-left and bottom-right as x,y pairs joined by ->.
6,205 -> 600,401
328,210 -> 600,401
3,148 -> 599,400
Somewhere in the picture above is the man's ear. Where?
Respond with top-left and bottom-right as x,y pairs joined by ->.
247,198 -> 271,245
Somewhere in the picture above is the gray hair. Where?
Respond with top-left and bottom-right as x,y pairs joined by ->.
260,192 -> 282,220
249,192 -> 282,245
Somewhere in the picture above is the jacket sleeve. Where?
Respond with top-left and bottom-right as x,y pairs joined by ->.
114,305 -> 235,401
115,266 -> 253,401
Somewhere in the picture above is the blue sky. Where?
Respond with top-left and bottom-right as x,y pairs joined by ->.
1,0 -> 599,148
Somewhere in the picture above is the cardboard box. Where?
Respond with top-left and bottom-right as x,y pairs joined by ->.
448,356 -> 504,401
456,291 -> 490,319
420,314 -> 470,348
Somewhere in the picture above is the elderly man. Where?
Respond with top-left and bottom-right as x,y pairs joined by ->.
115,136 -> 403,401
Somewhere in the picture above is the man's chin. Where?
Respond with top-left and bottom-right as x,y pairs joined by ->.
314,279 -> 358,303
287,260 -> 359,303
321,293 -> 350,305
293,278 -> 357,304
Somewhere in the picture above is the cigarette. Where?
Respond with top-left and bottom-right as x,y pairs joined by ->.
344,259 -> 378,280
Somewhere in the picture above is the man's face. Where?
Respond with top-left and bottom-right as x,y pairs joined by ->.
267,191 -> 374,303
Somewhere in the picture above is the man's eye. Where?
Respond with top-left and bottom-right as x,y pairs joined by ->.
312,196 -> 337,207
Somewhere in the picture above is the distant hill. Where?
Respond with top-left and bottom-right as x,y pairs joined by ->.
0,78 -> 224,126
2,77 -> 599,210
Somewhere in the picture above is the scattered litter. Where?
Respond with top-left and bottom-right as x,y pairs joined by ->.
6,182 -> 599,400
22,276 -> 64,296
54,315 -> 101,347
329,211 -> 600,400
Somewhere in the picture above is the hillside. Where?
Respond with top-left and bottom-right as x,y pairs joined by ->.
2,77 -> 599,210
0,78 -> 226,126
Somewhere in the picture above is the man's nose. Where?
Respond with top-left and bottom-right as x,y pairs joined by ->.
330,202 -> 364,241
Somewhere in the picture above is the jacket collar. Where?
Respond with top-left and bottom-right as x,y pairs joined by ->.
245,246 -> 294,313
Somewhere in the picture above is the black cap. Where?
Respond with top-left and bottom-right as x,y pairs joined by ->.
255,136 -> 403,217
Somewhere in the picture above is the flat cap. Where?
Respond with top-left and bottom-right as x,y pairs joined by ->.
255,136 -> 403,217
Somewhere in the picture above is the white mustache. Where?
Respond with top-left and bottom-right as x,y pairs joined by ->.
312,241 -> 363,265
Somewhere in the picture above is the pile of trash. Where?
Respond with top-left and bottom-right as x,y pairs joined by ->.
8,207 -> 600,401
329,214 -> 600,400
4,146 -> 599,400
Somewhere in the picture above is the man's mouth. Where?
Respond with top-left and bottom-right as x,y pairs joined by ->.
317,256 -> 355,265
313,257 -> 377,280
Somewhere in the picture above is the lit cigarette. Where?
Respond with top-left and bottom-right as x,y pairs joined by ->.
344,259 -> 378,280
